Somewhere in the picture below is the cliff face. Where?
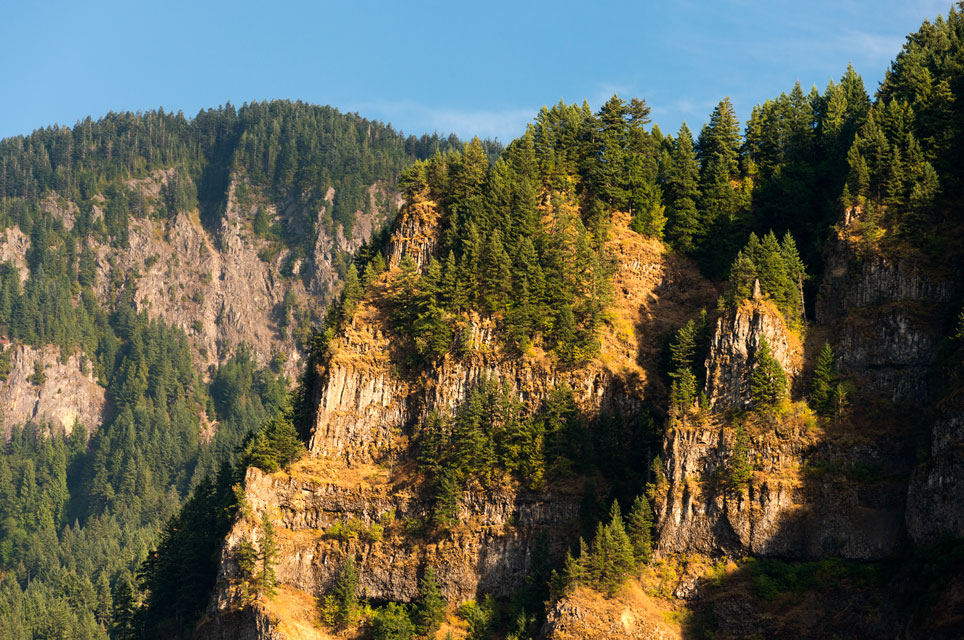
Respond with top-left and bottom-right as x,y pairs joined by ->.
0,171 -> 391,440
203,202 -> 718,637
216,463 -> 580,604
907,392 -> 964,543
0,343 -> 105,438
817,229 -> 956,404
703,298 -> 802,410
204,193 -> 964,638
96,173 -> 390,381
654,410 -> 912,560
543,584 -> 680,640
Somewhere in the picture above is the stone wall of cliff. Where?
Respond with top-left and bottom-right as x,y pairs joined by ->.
202,202 -> 718,637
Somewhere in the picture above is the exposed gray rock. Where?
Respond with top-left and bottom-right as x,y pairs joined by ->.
704,301 -> 801,410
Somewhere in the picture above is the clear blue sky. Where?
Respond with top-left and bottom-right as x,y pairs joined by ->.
0,0 -> 954,143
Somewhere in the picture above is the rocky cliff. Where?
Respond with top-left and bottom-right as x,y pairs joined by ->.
703,297 -> 802,410
201,202 -> 717,637
202,194 -> 964,638
0,343 -> 105,438
654,406 -> 913,560
817,226 -> 957,404
0,170 -> 393,439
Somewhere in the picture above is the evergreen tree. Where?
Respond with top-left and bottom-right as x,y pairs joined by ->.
331,557 -> 359,626
749,337 -> 787,409
728,423 -> 753,489
663,123 -> 702,252
432,468 -> 460,529
414,567 -> 447,637
810,342 -> 840,416
111,577 -> 140,640
257,513 -> 278,597
372,603 -> 415,640
626,495 -> 654,564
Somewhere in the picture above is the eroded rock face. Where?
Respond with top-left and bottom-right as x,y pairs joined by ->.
0,344 -> 105,438
0,226 -> 30,285
204,205 -> 717,637
543,587 -> 680,640
210,466 -> 581,612
654,418 -> 910,560
907,393 -> 964,543
307,301 -> 639,464
93,176 -> 387,380
817,232 -> 957,404
385,198 -> 440,270
703,300 -> 802,410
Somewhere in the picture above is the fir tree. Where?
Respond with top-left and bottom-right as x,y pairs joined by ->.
626,495 -> 654,564
750,337 -> 787,409
257,513 -> 278,597
728,423 -> 753,489
810,342 -> 838,415
413,567 -> 447,637
663,123 -> 702,252
331,557 -> 359,626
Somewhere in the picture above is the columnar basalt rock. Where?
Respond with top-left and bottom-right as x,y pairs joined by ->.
703,300 -> 802,410
817,230 -> 957,404
654,417 -> 910,560
203,464 -> 582,628
907,392 -> 964,543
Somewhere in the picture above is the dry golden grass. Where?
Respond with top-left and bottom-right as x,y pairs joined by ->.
264,585 -> 334,640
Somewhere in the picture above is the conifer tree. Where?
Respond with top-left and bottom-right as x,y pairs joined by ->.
750,337 -> 787,409
663,123 -> 702,253
331,557 -> 359,626
626,495 -> 654,564
111,577 -> 140,640
258,513 -> 278,597
728,423 -> 753,489
372,603 -> 415,640
432,468 -> 460,529
414,567 -> 447,636
810,342 -> 840,416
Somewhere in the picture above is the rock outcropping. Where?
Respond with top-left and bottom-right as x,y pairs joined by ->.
907,392 -> 964,543
0,344 -> 105,437
203,202 -> 718,637
817,230 -> 956,404
703,299 -> 802,410
654,411 -> 911,560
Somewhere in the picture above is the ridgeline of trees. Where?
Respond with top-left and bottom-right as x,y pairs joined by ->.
0,101 -> 498,246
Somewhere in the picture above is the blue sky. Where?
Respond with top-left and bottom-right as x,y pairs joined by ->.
0,0 -> 954,143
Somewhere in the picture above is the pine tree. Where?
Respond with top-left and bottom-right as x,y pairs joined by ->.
725,250 -> 757,305
562,549 -> 586,590
626,495 -> 654,564
663,123 -> 702,253
697,98 -> 743,241
728,423 -> 753,489
608,501 -> 636,575
432,468 -> 460,529
331,556 -> 359,626
112,577 -> 140,640
670,369 -> 697,417
257,513 -> 278,597
413,567 -> 447,636
810,343 -> 839,416
750,337 -> 787,409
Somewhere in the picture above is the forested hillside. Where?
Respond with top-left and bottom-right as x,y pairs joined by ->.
0,103 -> 490,638
5,3 -> 964,639
189,5 -> 964,640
